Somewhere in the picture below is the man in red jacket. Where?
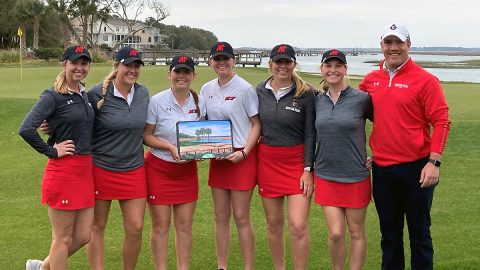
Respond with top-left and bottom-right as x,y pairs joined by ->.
359,23 -> 451,270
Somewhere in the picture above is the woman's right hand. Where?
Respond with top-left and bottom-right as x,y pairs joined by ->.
168,144 -> 189,163
53,140 -> 75,157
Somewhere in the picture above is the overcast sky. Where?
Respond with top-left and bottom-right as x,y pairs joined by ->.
145,0 -> 479,49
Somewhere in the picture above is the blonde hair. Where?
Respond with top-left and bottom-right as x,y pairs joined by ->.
54,62 -> 69,94
268,60 -> 310,97
97,62 -> 120,109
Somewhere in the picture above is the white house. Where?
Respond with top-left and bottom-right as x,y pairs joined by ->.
71,16 -> 162,50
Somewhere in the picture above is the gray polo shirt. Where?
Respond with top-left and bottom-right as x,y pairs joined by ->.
256,79 -> 316,168
19,87 -> 94,158
87,82 -> 149,171
314,86 -> 373,183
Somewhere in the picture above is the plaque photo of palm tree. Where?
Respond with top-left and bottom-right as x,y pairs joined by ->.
176,120 -> 234,160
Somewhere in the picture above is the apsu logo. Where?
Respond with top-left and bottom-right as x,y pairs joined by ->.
278,45 -> 287,53
75,46 -> 84,53
129,49 -> 138,56
216,44 -> 225,52
330,50 -> 339,56
390,24 -> 397,30
179,56 -> 188,63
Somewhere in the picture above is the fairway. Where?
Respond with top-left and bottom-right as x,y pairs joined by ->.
0,63 -> 479,269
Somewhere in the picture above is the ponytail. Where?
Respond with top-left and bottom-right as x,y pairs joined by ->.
97,62 -> 119,109
189,89 -> 200,117
54,68 -> 69,94
291,70 -> 309,97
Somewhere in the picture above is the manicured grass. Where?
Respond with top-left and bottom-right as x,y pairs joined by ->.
0,63 -> 479,269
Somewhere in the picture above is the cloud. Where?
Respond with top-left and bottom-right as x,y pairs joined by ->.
153,0 -> 480,48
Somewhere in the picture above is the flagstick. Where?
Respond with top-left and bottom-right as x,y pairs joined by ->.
18,26 -> 23,87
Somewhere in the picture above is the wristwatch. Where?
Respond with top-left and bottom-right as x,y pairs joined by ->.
428,159 -> 441,167
304,167 -> 314,172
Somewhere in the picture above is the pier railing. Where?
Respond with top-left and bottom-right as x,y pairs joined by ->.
139,49 -> 370,66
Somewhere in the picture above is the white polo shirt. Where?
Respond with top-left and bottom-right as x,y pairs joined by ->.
146,88 -> 206,162
200,74 -> 259,148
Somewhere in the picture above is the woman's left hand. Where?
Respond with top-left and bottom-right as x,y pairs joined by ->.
226,150 -> 245,164
366,156 -> 373,170
300,171 -> 314,198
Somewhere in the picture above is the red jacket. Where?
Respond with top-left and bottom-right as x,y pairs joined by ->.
359,58 -> 450,166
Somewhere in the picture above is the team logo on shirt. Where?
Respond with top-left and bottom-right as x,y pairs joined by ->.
285,98 -> 301,113
224,96 -> 236,100
188,109 -> 198,114
67,99 -> 74,105
208,95 -> 214,99
394,83 -> 409,89
373,82 -> 380,86
165,106 -> 172,111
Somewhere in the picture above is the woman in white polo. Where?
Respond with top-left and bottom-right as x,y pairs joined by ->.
143,55 -> 205,270
200,41 -> 261,270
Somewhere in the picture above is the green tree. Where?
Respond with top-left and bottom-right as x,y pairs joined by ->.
30,0 -> 46,50
0,0 -> 20,48
205,128 -> 212,142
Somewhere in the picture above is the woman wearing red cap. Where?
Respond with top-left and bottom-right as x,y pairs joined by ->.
200,42 -> 261,270
143,55 -> 205,270
256,44 -> 315,270
85,47 -> 150,270
314,49 -> 373,270
20,45 -> 94,270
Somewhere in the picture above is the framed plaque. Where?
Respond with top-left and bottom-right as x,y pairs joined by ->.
176,120 -> 234,160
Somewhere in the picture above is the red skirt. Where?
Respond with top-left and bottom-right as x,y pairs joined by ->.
208,146 -> 257,190
145,151 -> 198,205
42,155 -> 94,210
93,165 -> 147,200
314,175 -> 371,208
257,144 -> 304,197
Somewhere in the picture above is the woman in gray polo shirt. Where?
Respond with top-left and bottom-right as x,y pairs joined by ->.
86,47 -> 149,270
314,49 -> 373,270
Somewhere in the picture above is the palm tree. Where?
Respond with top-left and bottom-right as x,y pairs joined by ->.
195,129 -> 201,141
205,128 -> 212,142
14,0 -> 31,56
30,0 -> 46,50
200,128 -> 206,141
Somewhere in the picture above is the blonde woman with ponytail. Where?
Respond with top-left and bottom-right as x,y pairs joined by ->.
20,45 -> 94,270
85,47 -> 150,270
143,55 -> 205,270
255,44 -> 316,270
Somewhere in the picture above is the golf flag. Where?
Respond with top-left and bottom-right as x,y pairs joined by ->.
18,26 -> 23,84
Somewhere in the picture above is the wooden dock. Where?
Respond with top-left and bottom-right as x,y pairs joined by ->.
139,49 -> 370,67
140,50 -> 262,67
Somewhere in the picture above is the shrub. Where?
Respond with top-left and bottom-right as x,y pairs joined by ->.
91,50 -> 108,63
34,47 -> 63,61
0,50 -> 21,63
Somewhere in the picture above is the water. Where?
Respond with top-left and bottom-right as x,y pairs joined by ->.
257,54 -> 480,83
191,138 -> 232,144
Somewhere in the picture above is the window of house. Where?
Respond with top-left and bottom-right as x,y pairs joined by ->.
142,30 -> 145,33
148,37 -> 151,43
104,27 -> 107,32
103,35 -> 108,41
115,27 -> 119,32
